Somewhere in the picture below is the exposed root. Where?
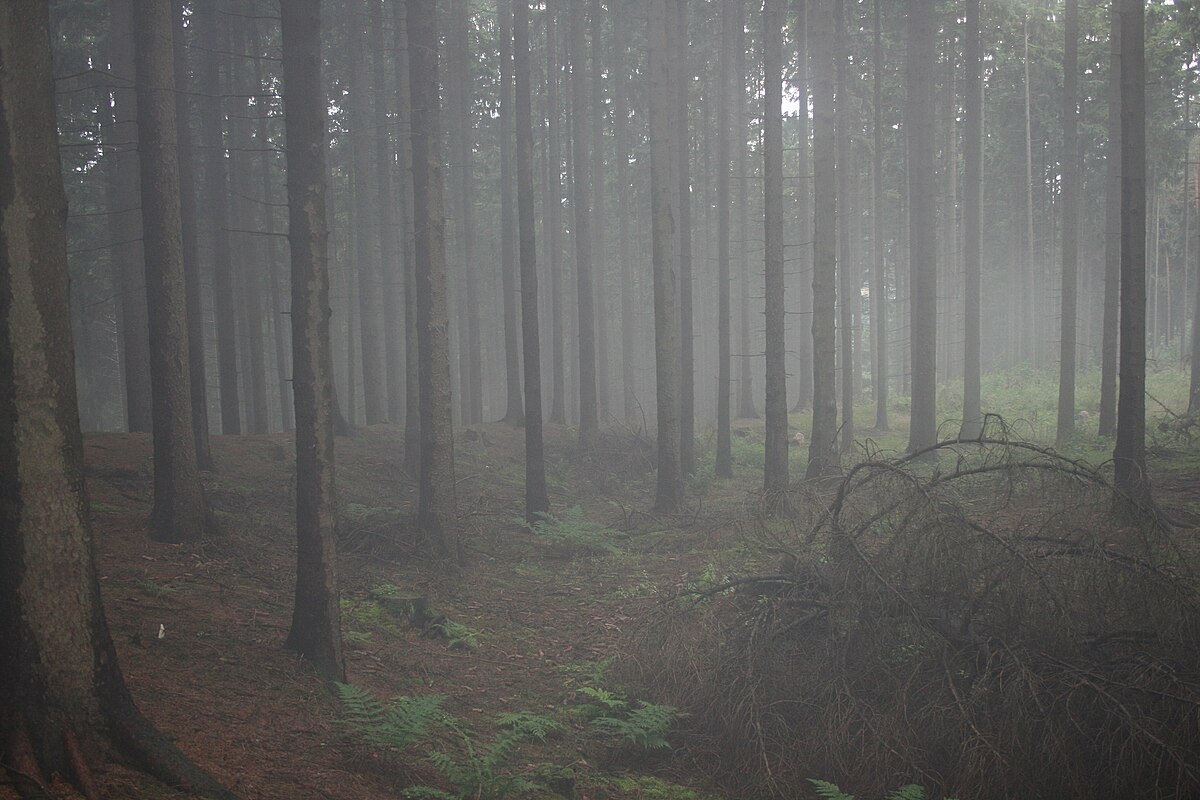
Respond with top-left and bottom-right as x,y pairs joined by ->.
62,728 -> 99,800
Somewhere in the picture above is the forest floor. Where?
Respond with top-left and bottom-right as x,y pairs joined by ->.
10,367 -> 1200,800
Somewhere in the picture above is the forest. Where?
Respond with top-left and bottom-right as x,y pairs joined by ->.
4,0 -> 1200,798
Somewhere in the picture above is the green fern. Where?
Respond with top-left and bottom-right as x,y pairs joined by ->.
886,786 -> 926,800
577,684 -> 628,712
591,701 -> 682,750
521,506 -> 626,555
495,711 -> 563,742
808,779 -> 855,800
336,683 -> 446,749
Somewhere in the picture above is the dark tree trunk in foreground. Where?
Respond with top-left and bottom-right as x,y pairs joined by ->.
649,0 -> 683,512
514,0 -> 548,520
763,0 -> 789,494
135,0 -> 212,542
281,0 -> 345,683
1100,5 -> 1121,436
171,2 -> 214,469
499,0 -> 525,426
807,0 -> 838,478
1056,0 -> 1079,448
569,0 -> 599,446
409,0 -> 461,562
0,6 -> 234,795
906,0 -> 937,454
1114,0 -> 1148,503
960,0 -> 982,439
715,0 -> 734,479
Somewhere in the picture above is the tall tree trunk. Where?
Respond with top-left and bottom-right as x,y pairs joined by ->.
135,0 -> 212,542
170,1 -> 213,468
613,0 -> 636,421
547,0 -> 567,425
514,0 -> 549,520
393,0 -> 421,473
591,0 -> 611,421
807,0 -> 838,477
906,0 -> 937,454
1100,6 -> 1120,436
569,0 -> 599,446
675,0 -> 696,476
735,0 -> 757,420
449,0 -> 483,425
1056,0 -> 1079,447
648,0 -> 683,512
763,0 -> 789,494
372,1 -> 404,426
499,0 -> 525,425
871,0 -> 889,431
1022,17 -> 1036,365
351,0 -> 387,424
1113,0 -> 1148,503
0,7 -> 233,792
409,0 -> 461,562
836,0 -> 855,453
198,0 -> 240,435
280,0 -> 345,683
960,0 -> 982,439
108,0 -> 153,433
715,0 -> 734,478
793,0 -> 814,415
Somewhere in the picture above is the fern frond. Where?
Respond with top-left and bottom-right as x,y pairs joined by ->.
886,785 -> 926,800
495,711 -> 563,742
808,778 -> 855,800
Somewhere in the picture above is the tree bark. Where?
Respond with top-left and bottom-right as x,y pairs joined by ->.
569,0 -> 599,446
170,1 -> 214,468
280,0 -> 345,683
392,0 -> 421,474
107,0 -> 153,434
613,0 -> 637,422
836,0 -> 855,453
960,0 -> 982,440
1113,0 -> 1148,504
871,0 -> 890,432
409,0 -> 461,562
499,0 -> 525,425
135,0 -> 212,542
793,0 -> 814,416
806,0 -> 838,478
735,0 -> 757,421
715,0 -> 734,478
514,0 -> 549,520
763,0 -> 789,494
547,0 -> 567,425
648,0 -> 683,512
1100,4 -> 1120,436
906,0 -> 937,454
0,10 -> 233,794
676,0 -> 695,477
1056,0 -> 1079,448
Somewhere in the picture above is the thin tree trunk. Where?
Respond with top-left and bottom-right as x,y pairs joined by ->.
763,0 -> 789,493
1022,17 -> 1036,365
547,0 -> 567,425
676,0 -> 695,476
351,0 -> 387,424
514,0 -> 549,520
108,0 -> 153,433
409,0 -> 461,562
961,0 -> 982,439
1056,0 -> 1079,447
1100,4 -> 1121,435
807,0 -> 838,478
569,0 -> 599,446
393,0 -> 421,473
906,0 -> 937,454
793,0 -> 814,415
591,0 -> 611,421
613,0 -> 636,421
836,0 -> 854,453
499,0 -> 525,425
198,0 -> 240,435
872,0 -> 889,431
735,0 -> 757,421
649,0 -> 683,512
715,0 -> 734,478
170,2 -> 213,467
